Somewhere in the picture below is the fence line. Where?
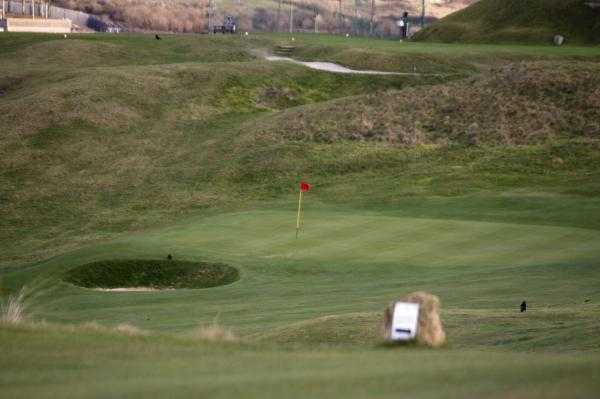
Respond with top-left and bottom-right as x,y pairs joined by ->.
4,0 -> 109,31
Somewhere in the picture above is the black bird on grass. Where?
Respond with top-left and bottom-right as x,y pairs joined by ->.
167,254 -> 172,260
155,34 -> 162,40
520,301 -> 527,313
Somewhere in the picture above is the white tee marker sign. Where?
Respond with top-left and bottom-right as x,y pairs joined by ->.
391,302 -> 420,341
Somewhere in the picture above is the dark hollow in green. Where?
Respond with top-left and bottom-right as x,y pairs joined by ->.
64,259 -> 239,289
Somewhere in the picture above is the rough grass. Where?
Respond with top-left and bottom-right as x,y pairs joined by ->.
253,305 -> 600,353
1,308 -> 600,398
241,61 -> 600,145
1,319 -> 148,336
2,34 -> 600,270
192,322 -> 238,343
415,0 -> 600,44
2,34 -> 435,267
0,288 -> 26,324
2,34 -> 600,268
64,259 -> 239,289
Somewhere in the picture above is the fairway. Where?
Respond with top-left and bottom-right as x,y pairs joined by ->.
3,209 -> 600,398
7,209 -> 600,339
2,29 -> 600,398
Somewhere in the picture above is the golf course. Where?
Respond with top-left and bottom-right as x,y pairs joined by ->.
2,10 -> 600,397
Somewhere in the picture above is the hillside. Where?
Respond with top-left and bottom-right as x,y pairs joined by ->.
414,0 -> 600,44
53,0 -> 477,34
2,33 -> 600,267
2,33 -> 600,398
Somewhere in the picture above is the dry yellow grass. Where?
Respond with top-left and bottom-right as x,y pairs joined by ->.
383,291 -> 446,347
113,323 -> 148,336
0,319 -> 149,337
0,288 -> 26,324
251,61 -> 600,146
192,322 -> 238,343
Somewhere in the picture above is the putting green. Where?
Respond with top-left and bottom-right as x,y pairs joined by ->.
12,209 -> 599,341
149,210 -> 600,268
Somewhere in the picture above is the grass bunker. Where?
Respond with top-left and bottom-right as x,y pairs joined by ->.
64,259 -> 239,290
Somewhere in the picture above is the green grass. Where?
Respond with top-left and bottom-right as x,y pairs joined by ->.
2,32 -> 600,397
1,322 -> 600,399
5,209 -> 598,332
1,208 -> 600,397
415,0 -> 600,44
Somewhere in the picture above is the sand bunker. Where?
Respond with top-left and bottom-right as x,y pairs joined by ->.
64,259 -> 239,291
92,287 -> 170,292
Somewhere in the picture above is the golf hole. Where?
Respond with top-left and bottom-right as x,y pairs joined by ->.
64,259 -> 239,290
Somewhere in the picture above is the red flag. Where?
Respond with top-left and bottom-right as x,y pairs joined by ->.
300,181 -> 311,192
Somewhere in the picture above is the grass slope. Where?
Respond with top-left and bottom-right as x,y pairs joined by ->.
2,33 -> 600,267
2,32 -> 600,397
1,323 -> 600,399
6,210 -> 599,339
415,0 -> 600,44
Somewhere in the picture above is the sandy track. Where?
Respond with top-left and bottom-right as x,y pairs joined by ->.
265,55 -> 433,76
93,287 -> 173,292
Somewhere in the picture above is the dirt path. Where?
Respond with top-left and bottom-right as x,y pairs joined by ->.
93,287 -> 173,292
265,55 -> 429,76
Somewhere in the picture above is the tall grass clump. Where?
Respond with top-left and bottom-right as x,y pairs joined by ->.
192,321 -> 237,343
0,288 -> 26,325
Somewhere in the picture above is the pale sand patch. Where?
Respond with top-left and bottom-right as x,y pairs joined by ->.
93,287 -> 174,292
265,55 -> 445,76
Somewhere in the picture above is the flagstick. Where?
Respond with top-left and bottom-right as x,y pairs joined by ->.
296,190 -> 303,239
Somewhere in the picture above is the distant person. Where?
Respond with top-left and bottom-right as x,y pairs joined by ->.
520,301 -> 527,313
399,12 -> 409,40
155,34 -> 161,40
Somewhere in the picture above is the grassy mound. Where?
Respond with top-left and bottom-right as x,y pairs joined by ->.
2,34 -> 600,269
2,32 -> 600,398
0,34 -> 455,267
235,61 -> 600,146
64,259 -> 239,289
414,0 -> 600,44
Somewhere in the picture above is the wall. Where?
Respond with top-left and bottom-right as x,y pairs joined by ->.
3,0 -> 107,30
4,16 -> 71,32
